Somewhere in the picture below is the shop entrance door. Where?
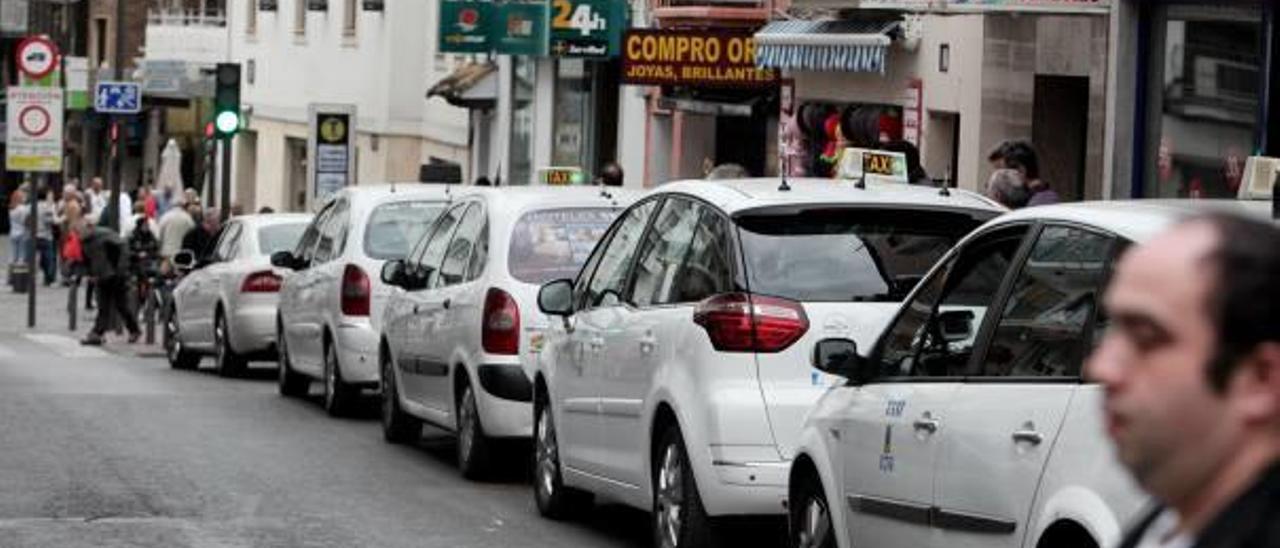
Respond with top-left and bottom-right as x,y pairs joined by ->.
716,113 -> 768,177
1032,75 -> 1089,201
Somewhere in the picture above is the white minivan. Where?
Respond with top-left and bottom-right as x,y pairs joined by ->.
787,200 -> 1273,548
272,184 -> 450,416
531,179 -> 1003,548
379,186 -> 636,478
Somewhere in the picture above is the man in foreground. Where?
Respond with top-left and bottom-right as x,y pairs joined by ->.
1087,213 -> 1279,547
78,220 -> 141,346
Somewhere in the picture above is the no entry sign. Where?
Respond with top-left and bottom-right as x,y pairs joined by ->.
15,36 -> 59,80
5,87 -> 64,172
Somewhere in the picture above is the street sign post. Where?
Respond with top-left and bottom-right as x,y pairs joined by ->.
307,104 -> 357,209
94,81 -> 142,114
5,87 -> 64,172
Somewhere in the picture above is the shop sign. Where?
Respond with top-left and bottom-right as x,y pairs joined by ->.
538,166 -> 587,185
855,0 -> 1109,12
493,2 -> 549,55
837,147 -> 909,185
439,0 -> 494,54
308,104 -> 357,207
550,0 -> 627,58
622,29 -> 778,88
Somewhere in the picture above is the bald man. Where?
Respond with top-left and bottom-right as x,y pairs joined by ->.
1087,213 -> 1280,548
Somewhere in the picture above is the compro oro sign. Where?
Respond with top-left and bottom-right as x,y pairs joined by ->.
837,147 -> 909,184
307,104 -> 357,207
622,29 -> 778,88
5,87 -> 64,173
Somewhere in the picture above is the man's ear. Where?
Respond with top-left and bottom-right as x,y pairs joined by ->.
1231,342 -> 1280,425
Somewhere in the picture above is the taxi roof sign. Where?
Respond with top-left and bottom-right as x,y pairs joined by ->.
837,148 -> 909,185
1237,156 -> 1278,201
538,166 -> 587,186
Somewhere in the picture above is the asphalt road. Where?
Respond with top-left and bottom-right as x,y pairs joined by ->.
0,278 -> 783,548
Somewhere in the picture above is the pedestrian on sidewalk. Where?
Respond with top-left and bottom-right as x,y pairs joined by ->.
1087,213 -> 1280,548
55,185 -> 86,287
182,207 -> 220,260
984,168 -> 1030,209
156,197 -> 195,274
36,186 -> 58,286
7,189 -> 30,269
77,219 -> 140,346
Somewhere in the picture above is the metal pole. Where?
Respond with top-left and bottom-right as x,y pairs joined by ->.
220,137 -> 232,221
27,174 -> 39,328
107,0 -> 127,233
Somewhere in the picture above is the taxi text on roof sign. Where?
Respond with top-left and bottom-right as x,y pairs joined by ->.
538,166 -> 587,186
837,148 -> 909,185
621,29 -> 779,88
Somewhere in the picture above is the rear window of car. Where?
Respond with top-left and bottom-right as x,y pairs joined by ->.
363,200 -> 446,260
508,208 -> 618,284
736,208 -> 989,303
258,222 -> 308,255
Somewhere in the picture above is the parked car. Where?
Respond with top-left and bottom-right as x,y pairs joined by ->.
787,199 -> 1274,548
379,186 -> 638,478
272,185 -> 451,415
530,178 -> 1004,547
165,213 -> 311,375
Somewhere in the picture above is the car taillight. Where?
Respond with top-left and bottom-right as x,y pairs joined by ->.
341,264 -> 371,316
240,271 -> 283,293
693,293 -> 808,353
482,287 -> 520,355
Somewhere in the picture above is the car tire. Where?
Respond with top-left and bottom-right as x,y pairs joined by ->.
456,380 -> 493,480
534,393 -> 593,519
653,425 -> 717,548
214,311 -> 246,378
790,471 -> 836,548
277,323 -> 309,398
323,341 -> 358,417
164,304 -> 200,371
381,350 -> 421,444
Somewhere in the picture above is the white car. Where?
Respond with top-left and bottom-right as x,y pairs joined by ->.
273,185 -> 451,416
165,213 -> 311,376
378,185 -> 637,478
530,179 -> 1003,547
787,199 -> 1273,548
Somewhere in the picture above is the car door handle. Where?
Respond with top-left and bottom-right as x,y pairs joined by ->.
638,333 -> 657,355
913,413 -> 940,434
1012,429 -> 1044,446
442,298 -> 451,310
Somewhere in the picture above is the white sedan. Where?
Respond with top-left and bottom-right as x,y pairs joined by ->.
788,199 -> 1272,548
166,213 -> 310,376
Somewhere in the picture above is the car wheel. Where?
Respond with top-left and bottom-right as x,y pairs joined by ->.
381,350 -> 421,444
276,323 -> 309,398
790,472 -> 835,548
654,426 -> 717,548
323,341 -> 358,417
164,304 -> 200,370
534,394 -> 593,519
456,380 -> 492,480
214,311 -> 246,378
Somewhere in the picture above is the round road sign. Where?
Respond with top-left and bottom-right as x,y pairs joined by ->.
15,36 -> 59,80
18,105 -> 53,137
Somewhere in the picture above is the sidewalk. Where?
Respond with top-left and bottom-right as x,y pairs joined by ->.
0,238 -> 164,357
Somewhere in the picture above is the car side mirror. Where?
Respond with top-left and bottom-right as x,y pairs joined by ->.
938,309 -> 976,343
270,251 -> 298,270
538,278 -> 575,317
812,338 -> 873,384
381,259 -> 406,288
173,250 -> 196,271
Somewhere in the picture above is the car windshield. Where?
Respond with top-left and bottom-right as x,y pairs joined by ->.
736,207 -> 989,302
508,207 -> 618,284
257,222 -> 308,255
363,200 -> 446,260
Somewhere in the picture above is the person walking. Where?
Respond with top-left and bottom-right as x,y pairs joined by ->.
1087,213 -> 1280,548
77,219 -> 141,346
55,186 -> 86,286
984,168 -> 1030,209
181,207 -> 221,259
7,188 -> 30,270
156,197 -> 195,271
35,186 -> 57,286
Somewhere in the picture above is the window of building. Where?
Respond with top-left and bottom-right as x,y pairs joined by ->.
343,0 -> 357,36
1142,4 -> 1265,199
247,0 -> 258,34
509,57 -> 536,185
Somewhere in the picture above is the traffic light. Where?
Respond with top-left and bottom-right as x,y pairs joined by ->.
214,63 -> 241,137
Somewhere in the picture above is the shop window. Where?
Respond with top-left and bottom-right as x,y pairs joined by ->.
509,58 -> 536,185
1143,4 -> 1264,199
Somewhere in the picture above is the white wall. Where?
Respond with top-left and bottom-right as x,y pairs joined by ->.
144,23 -> 230,65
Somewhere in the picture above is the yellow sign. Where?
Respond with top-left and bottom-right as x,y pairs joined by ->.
837,148 -> 909,184
621,29 -> 778,88
538,166 -> 587,186
320,117 -> 347,143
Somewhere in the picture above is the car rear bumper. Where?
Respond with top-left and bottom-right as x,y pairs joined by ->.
335,322 -> 380,385
229,303 -> 278,356
473,368 -> 533,438
700,459 -> 790,516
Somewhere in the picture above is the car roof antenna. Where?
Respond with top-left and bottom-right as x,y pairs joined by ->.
939,164 -> 952,197
778,157 -> 792,192
854,170 -> 867,190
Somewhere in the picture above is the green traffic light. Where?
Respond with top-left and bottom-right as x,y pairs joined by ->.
215,111 -> 240,135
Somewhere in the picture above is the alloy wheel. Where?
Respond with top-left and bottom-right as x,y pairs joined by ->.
458,387 -> 477,462
381,359 -> 396,426
655,442 -> 685,548
535,405 -> 558,502
796,493 -> 831,548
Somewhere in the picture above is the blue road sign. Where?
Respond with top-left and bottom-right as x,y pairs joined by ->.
94,82 -> 142,114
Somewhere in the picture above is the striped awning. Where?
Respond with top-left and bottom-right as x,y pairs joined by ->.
755,20 -> 900,73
